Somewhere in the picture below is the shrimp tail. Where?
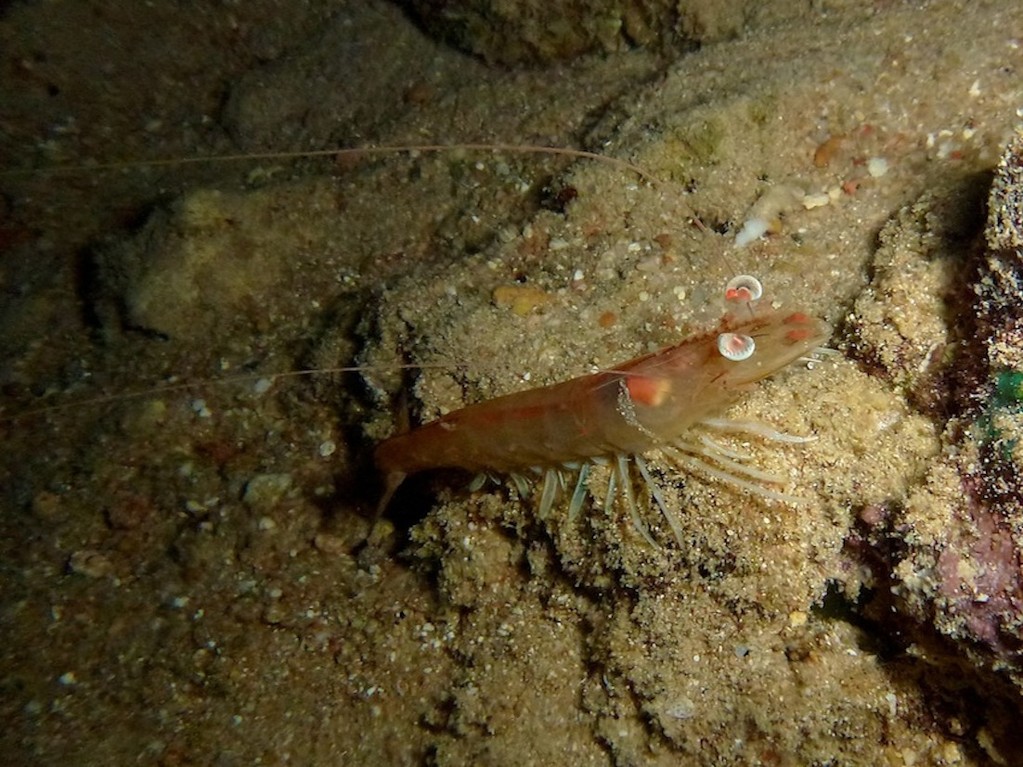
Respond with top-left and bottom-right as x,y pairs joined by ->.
372,379 -> 416,518
376,469 -> 407,518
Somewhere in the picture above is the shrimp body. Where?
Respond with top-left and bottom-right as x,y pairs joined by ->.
375,286 -> 830,543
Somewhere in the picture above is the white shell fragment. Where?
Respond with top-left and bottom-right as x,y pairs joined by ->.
801,192 -> 831,209
717,332 -> 757,361
724,274 -> 763,303
867,157 -> 889,177
734,216 -> 769,247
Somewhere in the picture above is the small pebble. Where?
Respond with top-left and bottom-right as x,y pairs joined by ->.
32,491 -> 63,521
492,284 -> 551,316
68,550 -> 113,578
243,473 -> 293,508
313,532 -> 349,555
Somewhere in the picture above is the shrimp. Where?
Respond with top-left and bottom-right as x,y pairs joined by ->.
375,275 -> 831,546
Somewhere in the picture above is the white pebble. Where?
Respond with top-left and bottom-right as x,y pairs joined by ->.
885,692 -> 898,716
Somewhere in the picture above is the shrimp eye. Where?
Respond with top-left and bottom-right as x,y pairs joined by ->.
717,332 -> 756,361
724,274 -> 764,303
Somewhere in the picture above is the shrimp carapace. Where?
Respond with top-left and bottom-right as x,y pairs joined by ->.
374,278 -> 830,545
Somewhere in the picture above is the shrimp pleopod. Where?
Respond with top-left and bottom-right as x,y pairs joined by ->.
375,278 -> 830,546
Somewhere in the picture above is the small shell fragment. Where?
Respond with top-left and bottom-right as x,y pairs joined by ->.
734,217 -> 770,247
68,549 -> 114,578
801,192 -> 831,210
867,157 -> 889,177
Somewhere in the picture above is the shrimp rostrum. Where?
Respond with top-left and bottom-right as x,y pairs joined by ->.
375,276 -> 830,546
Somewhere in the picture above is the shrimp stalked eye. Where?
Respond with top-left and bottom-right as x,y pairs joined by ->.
717,332 -> 756,361
724,274 -> 764,303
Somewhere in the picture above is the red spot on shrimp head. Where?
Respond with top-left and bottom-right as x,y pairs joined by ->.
783,313 -> 817,344
626,375 -> 671,406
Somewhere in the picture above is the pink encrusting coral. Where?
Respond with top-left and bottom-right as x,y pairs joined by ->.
934,475 -> 1023,663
